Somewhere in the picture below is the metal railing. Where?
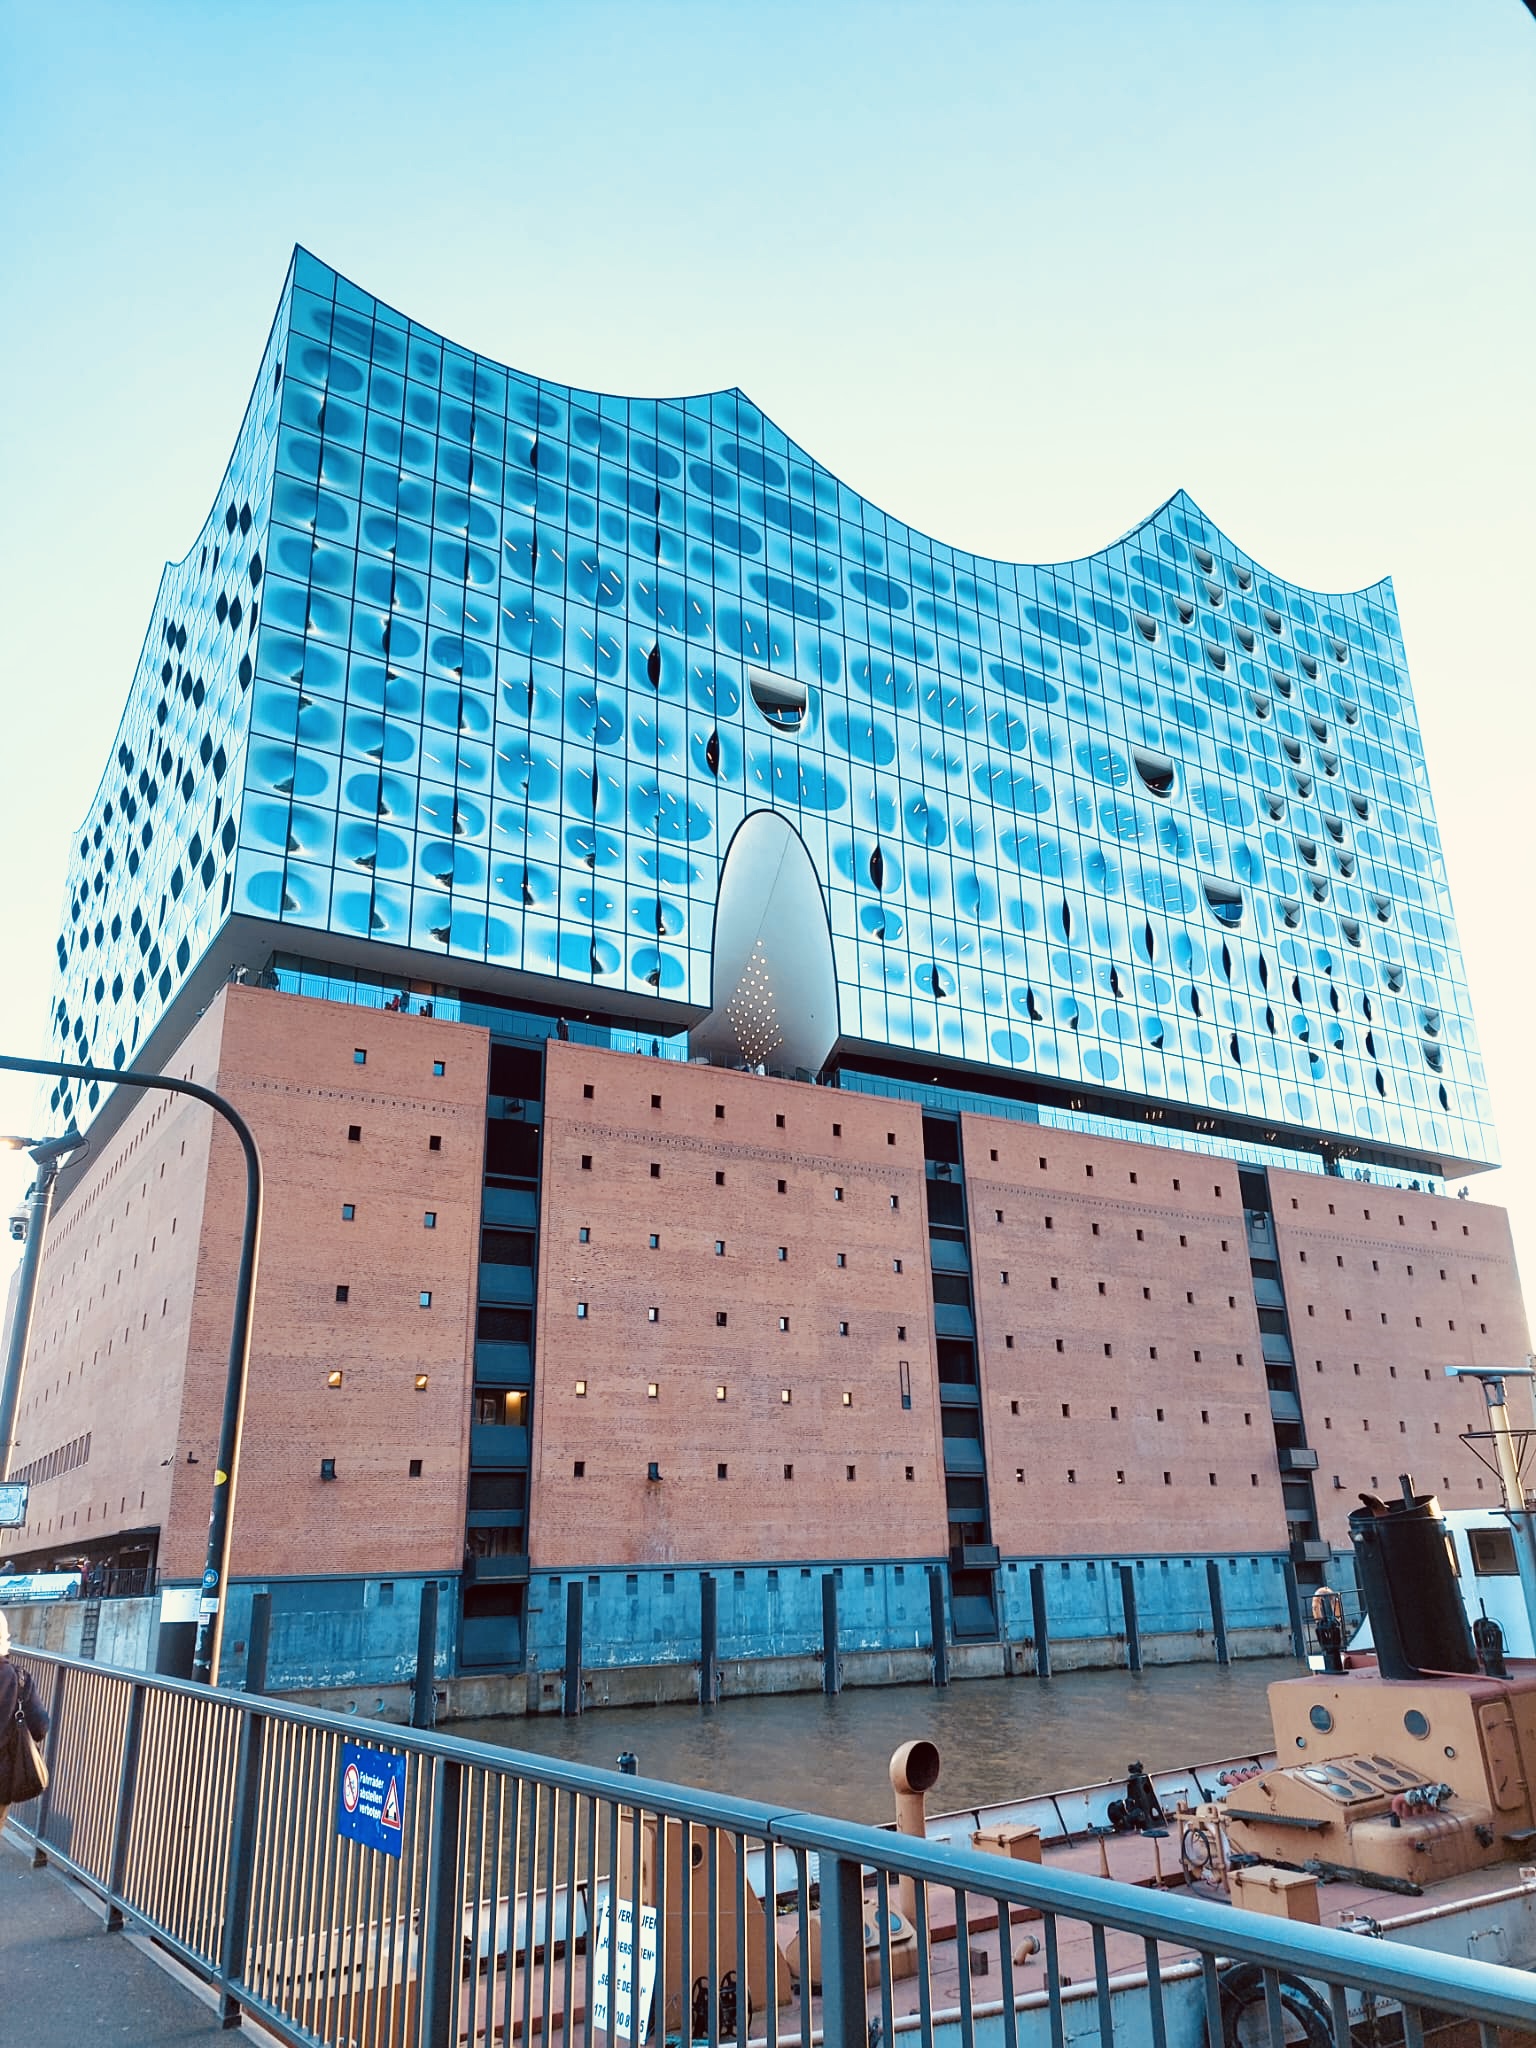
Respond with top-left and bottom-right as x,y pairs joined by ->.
6,1646 -> 1536,2048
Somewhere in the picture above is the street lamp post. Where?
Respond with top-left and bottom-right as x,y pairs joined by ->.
0,1052 -> 262,1686
1447,1365 -> 1536,1653
0,1129 -> 87,1486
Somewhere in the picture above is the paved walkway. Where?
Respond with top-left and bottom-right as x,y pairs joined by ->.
0,1827 -> 236,2041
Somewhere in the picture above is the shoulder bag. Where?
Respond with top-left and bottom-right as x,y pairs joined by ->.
0,1674 -> 48,1805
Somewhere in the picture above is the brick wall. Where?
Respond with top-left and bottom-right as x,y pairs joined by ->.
10,1000 -> 224,1562
12,985 -> 490,1580
1269,1172 -> 1533,1543
16,985 -> 1530,1598
963,1116 -> 1286,1555
529,1045 -> 950,1567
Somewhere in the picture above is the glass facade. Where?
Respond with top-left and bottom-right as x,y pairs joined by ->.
47,248 -> 1494,1173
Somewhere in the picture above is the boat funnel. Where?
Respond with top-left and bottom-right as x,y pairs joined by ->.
1348,1473 -> 1477,1680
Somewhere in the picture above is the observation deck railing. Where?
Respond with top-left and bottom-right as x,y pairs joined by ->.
8,1647 -> 1533,2048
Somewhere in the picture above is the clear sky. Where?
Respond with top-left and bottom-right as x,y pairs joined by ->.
1,3 -> 1532,1302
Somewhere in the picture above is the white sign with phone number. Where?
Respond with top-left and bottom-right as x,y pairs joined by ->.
589,1897 -> 658,2040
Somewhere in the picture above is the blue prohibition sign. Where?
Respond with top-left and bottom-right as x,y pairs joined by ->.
335,1741 -> 406,1858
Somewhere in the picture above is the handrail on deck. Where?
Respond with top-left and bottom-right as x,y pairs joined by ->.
7,1645 -> 1536,2048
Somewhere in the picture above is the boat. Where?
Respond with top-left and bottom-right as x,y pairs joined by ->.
448,1477 -> 1536,2048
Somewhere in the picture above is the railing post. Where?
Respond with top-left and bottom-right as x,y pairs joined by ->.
928,1565 -> 949,1686
244,1590 -> 271,1695
818,1851 -> 868,2048
1029,1563 -> 1051,1679
419,1755 -> 463,2048
821,1572 -> 841,1696
217,1692 -> 266,2027
562,1580 -> 584,1717
104,1679 -> 146,1930
1206,1559 -> 1231,1666
412,1580 -> 439,1730
1120,1563 -> 1143,1673
1282,1558 -> 1307,1660
30,1660 -> 68,1867
699,1571 -> 718,1706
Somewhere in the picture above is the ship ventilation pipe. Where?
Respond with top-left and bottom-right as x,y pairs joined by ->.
890,1740 -> 941,1927
1348,1473 -> 1477,1681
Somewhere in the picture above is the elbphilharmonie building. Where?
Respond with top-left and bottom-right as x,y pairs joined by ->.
14,250 -> 1518,1695
50,250 -> 1490,1181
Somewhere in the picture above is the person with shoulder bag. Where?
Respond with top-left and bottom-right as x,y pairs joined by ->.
0,1609 -> 51,1833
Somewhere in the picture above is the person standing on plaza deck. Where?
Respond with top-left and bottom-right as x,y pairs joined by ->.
0,1610 -> 50,1837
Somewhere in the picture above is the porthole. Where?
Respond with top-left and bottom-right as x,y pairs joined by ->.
1202,880 -> 1244,928
1404,1709 -> 1430,1739
1132,749 -> 1176,797
1309,1705 -> 1333,1732
748,666 -> 806,730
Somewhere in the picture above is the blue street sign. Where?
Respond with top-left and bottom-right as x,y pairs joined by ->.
335,1741 -> 406,1858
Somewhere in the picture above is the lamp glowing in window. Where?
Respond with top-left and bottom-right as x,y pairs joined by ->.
842,1390 -> 853,1407
716,1385 -> 727,1401
780,1388 -> 792,1404
575,1379 -> 587,1396
647,1383 -> 659,1399
414,1374 -> 430,1391
326,1370 -> 343,1389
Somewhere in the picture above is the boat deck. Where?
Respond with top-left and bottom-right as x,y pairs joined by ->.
466,1825 -> 1536,2044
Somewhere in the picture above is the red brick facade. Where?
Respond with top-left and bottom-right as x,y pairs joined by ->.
965,1117 -> 1284,1556
530,1044 -> 950,1567
1268,1172 -> 1531,1543
10,994 -> 1529,1591
12,986 -> 488,1578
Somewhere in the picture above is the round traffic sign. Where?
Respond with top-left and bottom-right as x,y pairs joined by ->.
342,1762 -> 360,1813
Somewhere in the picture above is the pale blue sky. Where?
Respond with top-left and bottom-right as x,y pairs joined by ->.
1,2 -> 1532,1282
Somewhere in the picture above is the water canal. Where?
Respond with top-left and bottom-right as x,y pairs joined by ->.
457,1655 -> 1300,1823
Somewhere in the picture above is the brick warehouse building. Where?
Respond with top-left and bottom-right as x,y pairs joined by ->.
5,248 -> 1528,1695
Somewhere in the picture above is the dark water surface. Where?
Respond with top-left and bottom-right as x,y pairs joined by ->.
455,1657 -> 1299,1825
